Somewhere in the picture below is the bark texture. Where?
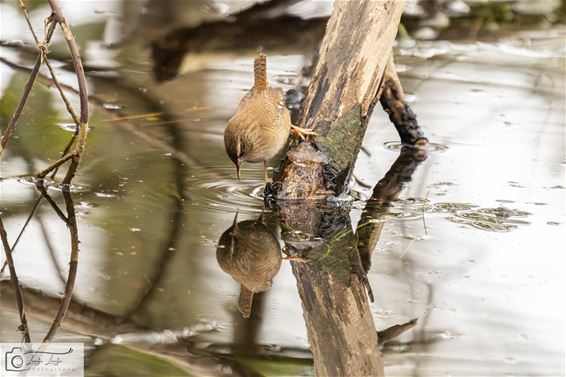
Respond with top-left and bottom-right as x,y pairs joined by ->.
277,202 -> 383,377
269,0 -> 406,199
293,263 -> 382,377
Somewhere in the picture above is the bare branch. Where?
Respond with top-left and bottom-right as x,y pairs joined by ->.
0,19 -> 57,155
44,0 -> 89,184
41,189 -> 80,343
0,217 -> 31,342
18,0 -> 80,127
36,153 -> 75,179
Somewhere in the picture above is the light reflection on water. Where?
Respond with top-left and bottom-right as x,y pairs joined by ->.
0,1 -> 564,376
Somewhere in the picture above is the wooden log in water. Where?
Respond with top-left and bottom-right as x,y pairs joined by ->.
268,2 -> 411,376
277,201 -> 383,377
268,0 -> 407,199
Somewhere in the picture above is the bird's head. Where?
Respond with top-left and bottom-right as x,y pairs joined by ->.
224,132 -> 246,181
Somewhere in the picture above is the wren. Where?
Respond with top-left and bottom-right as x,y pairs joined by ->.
224,53 -> 315,182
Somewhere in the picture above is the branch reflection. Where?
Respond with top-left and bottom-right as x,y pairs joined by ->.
0,182 -> 82,344
357,146 -> 429,272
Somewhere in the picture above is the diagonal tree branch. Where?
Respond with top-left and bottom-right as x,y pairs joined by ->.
0,18 -> 57,155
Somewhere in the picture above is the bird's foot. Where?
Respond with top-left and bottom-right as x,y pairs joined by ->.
282,254 -> 307,263
290,125 -> 317,141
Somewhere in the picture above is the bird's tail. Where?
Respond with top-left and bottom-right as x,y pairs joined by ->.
254,53 -> 268,91
238,285 -> 254,318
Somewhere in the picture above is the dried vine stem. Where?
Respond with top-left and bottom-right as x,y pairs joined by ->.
18,0 -> 80,127
0,217 -> 31,342
36,0 -> 89,184
36,153 -> 75,178
0,19 -> 56,155
38,188 -> 79,343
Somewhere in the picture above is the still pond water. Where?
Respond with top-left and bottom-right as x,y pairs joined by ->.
0,1 -> 564,376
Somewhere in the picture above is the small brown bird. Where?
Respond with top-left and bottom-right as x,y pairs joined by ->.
224,53 -> 315,182
216,212 -> 282,318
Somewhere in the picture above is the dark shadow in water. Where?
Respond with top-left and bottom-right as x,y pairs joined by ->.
119,123 -> 188,322
213,146 -> 427,376
150,0 -> 326,81
0,274 -> 263,377
357,146 -> 429,272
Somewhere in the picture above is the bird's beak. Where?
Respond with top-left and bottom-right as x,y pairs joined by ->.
236,161 -> 242,181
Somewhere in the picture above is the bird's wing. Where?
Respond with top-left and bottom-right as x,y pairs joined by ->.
273,91 -> 286,126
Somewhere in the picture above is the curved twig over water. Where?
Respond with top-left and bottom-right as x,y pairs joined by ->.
30,184 -> 80,343
38,0 -> 89,184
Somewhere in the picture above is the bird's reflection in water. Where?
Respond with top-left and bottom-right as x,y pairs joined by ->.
216,212 -> 282,318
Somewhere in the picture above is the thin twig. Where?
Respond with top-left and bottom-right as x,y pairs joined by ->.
36,153 -> 75,179
42,190 -> 79,343
18,0 -> 80,128
0,0 -> 86,346
0,19 -> 57,155
35,185 -> 68,223
46,0 -> 89,184
0,196 -> 42,274
51,134 -> 77,179
0,217 -> 32,342
17,0 -> 40,42
0,31 -> 78,271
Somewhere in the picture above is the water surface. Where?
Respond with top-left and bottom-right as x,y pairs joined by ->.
0,1 -> 564,376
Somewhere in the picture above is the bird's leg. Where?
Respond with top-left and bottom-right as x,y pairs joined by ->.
290,125 -> 317,141
282,245 -> 307,263
263,160 -> 269,184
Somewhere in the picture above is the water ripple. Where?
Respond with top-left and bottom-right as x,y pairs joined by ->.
383,141 -> 448,153
17,176 -> 90,193
186,166 -> 266,214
